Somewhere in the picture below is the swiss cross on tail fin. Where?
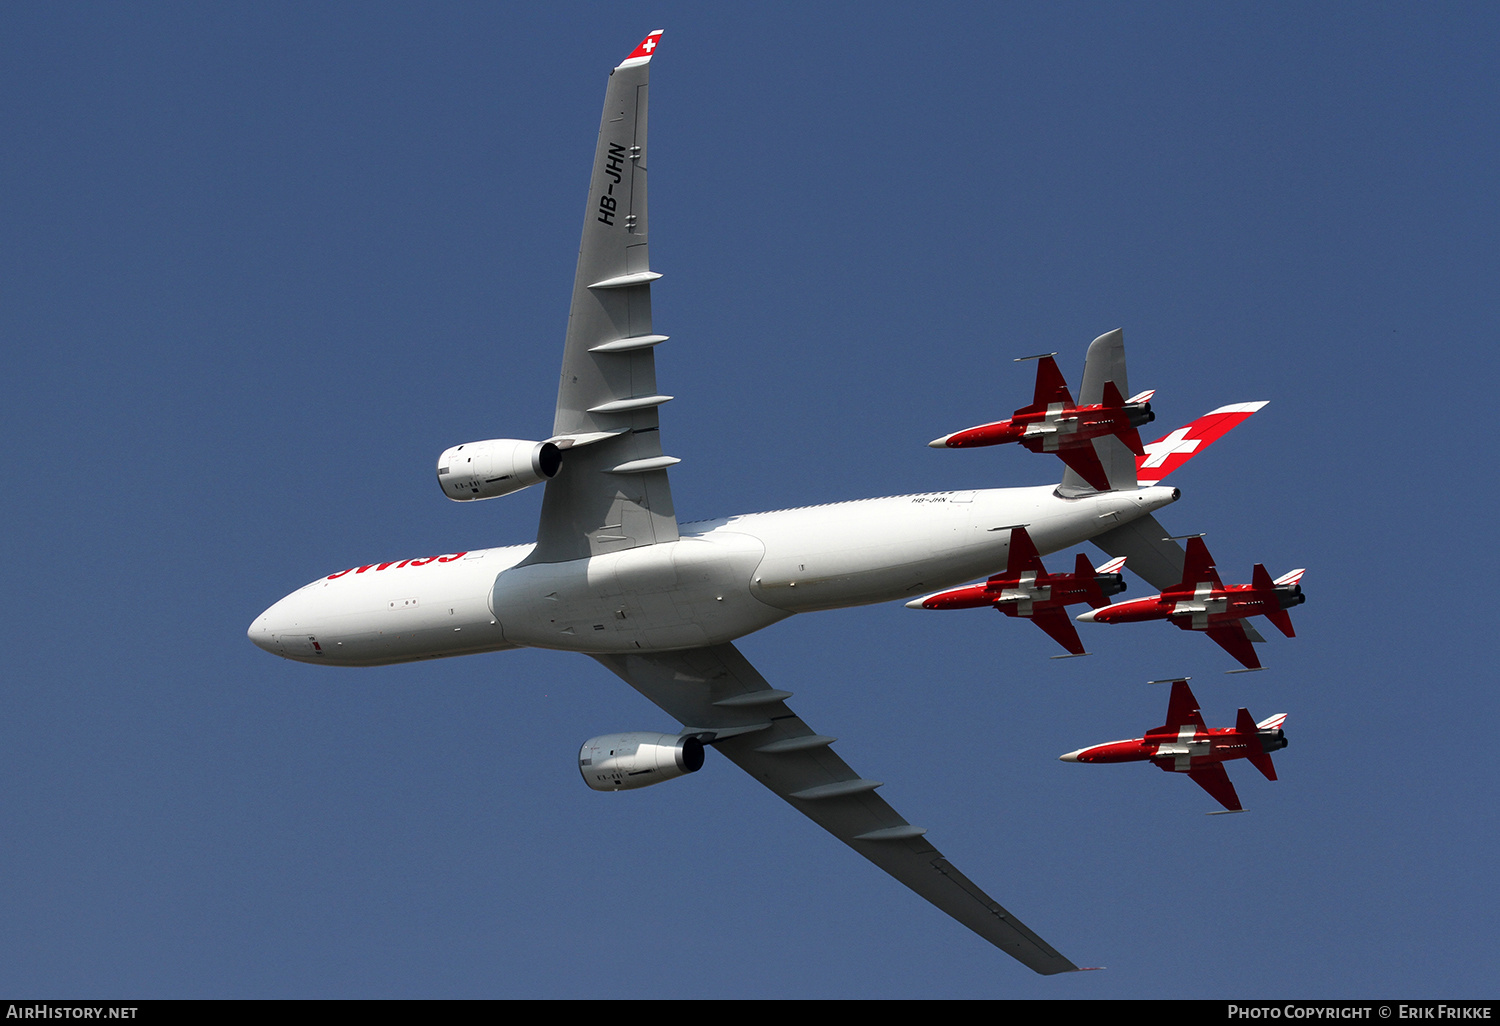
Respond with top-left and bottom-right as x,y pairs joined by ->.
619,29 -> 664,67
1137,401 -> 1268,486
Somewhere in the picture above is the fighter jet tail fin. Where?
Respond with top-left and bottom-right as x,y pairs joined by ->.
1230,708 -> 1278,780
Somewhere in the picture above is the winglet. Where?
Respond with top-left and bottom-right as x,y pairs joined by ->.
619,29 -> 664,68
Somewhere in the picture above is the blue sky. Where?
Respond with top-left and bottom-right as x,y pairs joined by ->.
2,2 -> 1496,999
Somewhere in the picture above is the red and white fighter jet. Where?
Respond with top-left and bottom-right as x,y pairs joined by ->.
1059,679 -> 1288,812
929,353 -> 1156,492
1076,536 -> 1305,670
906,526 -> 1127,656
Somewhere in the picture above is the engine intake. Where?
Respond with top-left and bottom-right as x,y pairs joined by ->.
437,439 -> 561,501
579,732 -> 706,791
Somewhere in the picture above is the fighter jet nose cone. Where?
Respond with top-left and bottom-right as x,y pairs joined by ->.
1059,750 -> 1083,762
1075,609 -> 1099,623
927,434 -> 953,449
904,597 -> 928,609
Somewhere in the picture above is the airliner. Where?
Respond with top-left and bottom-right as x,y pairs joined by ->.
249,30 -> 1263,974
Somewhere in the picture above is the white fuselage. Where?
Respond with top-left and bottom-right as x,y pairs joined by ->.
248,484 -> 1179,666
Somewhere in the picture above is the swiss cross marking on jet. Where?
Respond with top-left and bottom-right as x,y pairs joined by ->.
1141,428 -> 1201,468
642,37 -> 656,53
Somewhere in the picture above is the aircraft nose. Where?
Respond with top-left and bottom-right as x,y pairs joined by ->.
1075,609 -> 1099,623
1059,749 -> 1084,763
247,615 -> 278,655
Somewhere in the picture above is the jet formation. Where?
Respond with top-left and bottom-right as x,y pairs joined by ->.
249,30 -> 1306,975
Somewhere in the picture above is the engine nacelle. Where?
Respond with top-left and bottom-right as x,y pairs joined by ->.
437,438 -> 561,501
578,732 -> 705,792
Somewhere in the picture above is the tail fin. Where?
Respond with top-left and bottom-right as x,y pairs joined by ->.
1058,329 -> 1139,495
1137,402 -> 1268,486
1237,707 -> 1284,782
1257,563 -> 1302,638
1073,552 -> 1108,607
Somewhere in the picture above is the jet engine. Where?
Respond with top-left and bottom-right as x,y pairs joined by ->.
1275,583 -> 1306,610
437,439 -> 561,501
579,732 -> 705,792
1095,572 -> 1128,599
1257,728 -> 1289,755
1124,399 -> 1155,429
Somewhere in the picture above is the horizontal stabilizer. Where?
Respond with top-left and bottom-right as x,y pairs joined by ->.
1137,402 -> 1267,486
1091,514 -> 1184,592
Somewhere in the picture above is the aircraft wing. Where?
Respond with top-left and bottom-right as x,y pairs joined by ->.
1186,764 -> 1243,812
591,643 -> 1080,975
1202,621 -> 1262,670
1152,679 -> 1209,737
1026,606 -> 1087,656
529,31 -> 681,564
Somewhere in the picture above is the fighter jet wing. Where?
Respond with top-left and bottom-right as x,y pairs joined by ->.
1026,606 -> 1087,656
529,31 -> 681,565
1153,679 -> 1209,736
1180,536 -> 1225,591
1201,621 -> 1262,670
1186,763 -> 1243,812
1020,355 -> 1075,413
591,643 -> 1080,975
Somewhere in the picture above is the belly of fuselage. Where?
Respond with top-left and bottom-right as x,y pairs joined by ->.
488,530 -> 784,653
731,485 -> 1171,613
249,485 -> 1180,665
